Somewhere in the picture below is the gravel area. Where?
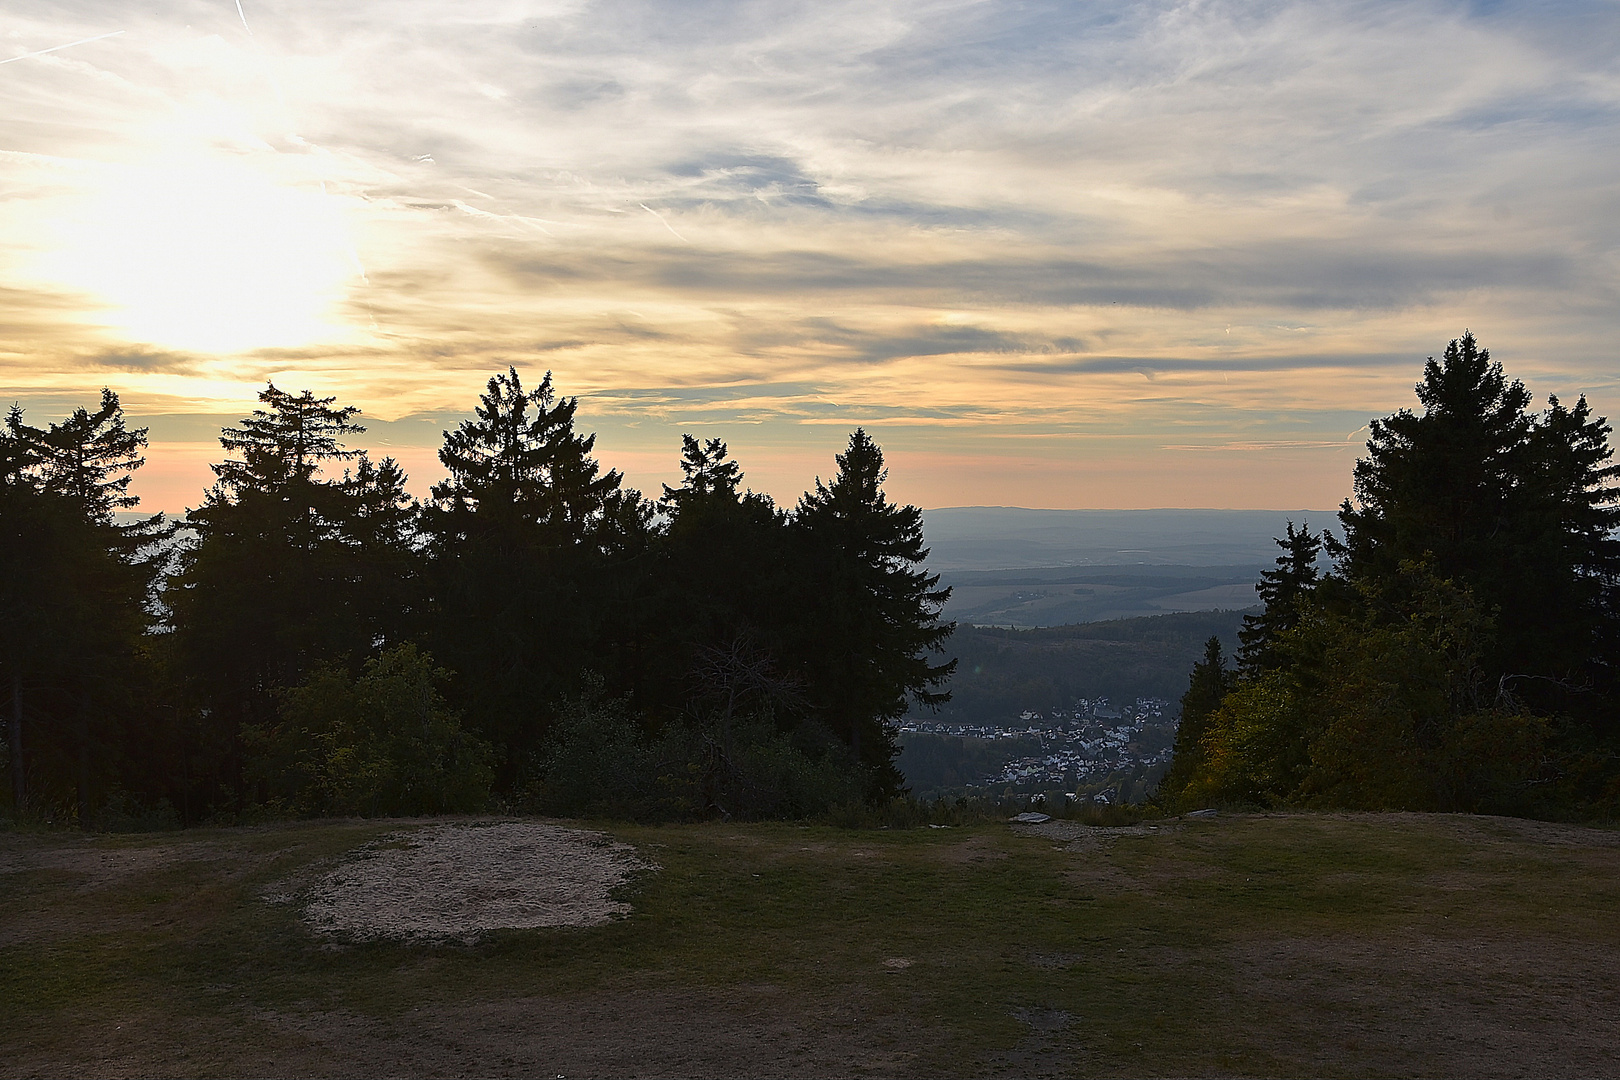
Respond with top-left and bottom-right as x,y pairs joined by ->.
302,821 -> 650,940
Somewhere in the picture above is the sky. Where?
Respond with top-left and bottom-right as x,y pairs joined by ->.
3,0 -> 1618,513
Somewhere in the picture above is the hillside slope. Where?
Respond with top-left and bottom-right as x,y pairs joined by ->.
919,608 -> 1253,725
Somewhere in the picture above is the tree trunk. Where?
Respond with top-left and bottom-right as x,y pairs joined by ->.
9,674 -> 23,815
75,693 -> 92,829
75,712 -> 90,831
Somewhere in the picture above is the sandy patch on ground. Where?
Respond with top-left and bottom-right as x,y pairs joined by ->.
301,821 -> 650,941
1012,817 -> 1181,851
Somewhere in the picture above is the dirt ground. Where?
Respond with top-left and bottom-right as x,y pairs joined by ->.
56,986 -> 928,1079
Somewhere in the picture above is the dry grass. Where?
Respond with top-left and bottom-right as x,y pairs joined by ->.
4,811 -> 1619,1077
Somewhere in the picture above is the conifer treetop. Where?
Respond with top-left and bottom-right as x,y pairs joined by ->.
211,383 -> 365,497
431,367 -> 624,538
5,388 -> 151,523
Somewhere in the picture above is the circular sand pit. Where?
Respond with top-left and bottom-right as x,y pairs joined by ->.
303,821 -> 650,940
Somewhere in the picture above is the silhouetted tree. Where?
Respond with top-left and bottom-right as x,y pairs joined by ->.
643,436 -> 796,716
1339,332 -> 1620,716
0,394 -> 162,823
424,368 -> 651,788
1237,521 -> 1324,675
794,429 -> 954,795
1166,333 -> 1620,814
171,385 -> 419,806
661,435 -> 743,508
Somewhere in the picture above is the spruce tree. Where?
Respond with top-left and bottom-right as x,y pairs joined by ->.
1157,636 -> 1232,808
425,368 -> 651,788
1237,521 -> 1323,675
644,435 -> 793,720
661,436 -> 743,509
1340,333 -> 1532,591
0,395 -> 159,822
432,368 -> 632,544
1338,332 -> 1620,710
1519,393 -> 1620,696
794,429 -> 954,794
172,384 -> 418,806
26,388 -> 145,522
1157,335 -> 1620,812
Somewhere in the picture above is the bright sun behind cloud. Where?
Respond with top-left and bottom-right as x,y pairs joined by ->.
37,155 -> 361,355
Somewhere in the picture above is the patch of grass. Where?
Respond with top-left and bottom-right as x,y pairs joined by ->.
5,812 -> 1620,1077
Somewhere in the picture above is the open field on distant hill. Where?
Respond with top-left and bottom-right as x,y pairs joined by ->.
5,812 -> 1620,1078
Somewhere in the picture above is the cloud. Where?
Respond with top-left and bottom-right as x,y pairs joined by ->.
489,241 -> 1579,312
2,0 -> 1617,509
86,346 -> 200,373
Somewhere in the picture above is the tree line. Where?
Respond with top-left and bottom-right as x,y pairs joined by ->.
1159,334 -> 1620,816
1,370 -> 954,825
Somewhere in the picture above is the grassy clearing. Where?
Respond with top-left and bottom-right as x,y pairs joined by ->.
4,812 -> 1619,1077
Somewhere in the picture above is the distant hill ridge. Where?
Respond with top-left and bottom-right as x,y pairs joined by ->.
921,506 -> 1337,572
919,507 -> 1332,626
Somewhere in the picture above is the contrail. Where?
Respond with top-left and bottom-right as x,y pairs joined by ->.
235,0 -> 255,36
0,30 -> 124,66
640,203 -> 689,243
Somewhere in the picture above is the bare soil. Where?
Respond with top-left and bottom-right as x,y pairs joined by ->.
21,987 -> 929,1080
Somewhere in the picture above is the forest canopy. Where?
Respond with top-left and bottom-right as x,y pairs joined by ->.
1,371 -> 953,825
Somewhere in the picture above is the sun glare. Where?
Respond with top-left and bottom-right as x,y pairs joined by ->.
41,157 -> 361,355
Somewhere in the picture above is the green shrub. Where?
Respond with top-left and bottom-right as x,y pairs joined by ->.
95,791 -> 181,832
525,690 -> 863,821
247,644 -> 494,816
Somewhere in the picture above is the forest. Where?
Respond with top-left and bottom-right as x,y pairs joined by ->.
6,331 -> 1620,826
0,369 -> 953,825
1159,333 -> 1620,818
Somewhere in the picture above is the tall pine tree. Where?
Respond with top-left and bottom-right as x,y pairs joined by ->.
1237,521 -> 1324,675
1157,636 -> 1232,809
171,384 -> 419,807
643,435 -> 796,721
1339,332 -> 1620,714
1,394 -> 161,823
425,369 -> 651,788
794,430 -> 954,795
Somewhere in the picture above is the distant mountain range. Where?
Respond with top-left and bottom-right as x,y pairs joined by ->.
920,507 -> 1337,627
